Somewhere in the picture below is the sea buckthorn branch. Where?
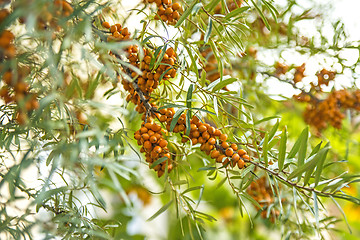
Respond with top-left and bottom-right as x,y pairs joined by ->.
241,158 -> 359,203
97,20 -> 253,177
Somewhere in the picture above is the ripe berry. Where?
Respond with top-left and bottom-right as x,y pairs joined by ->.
219,133 -> 228,142
238,149 -> 246,156
242,154 -> 250,160
221,141 -> 229,149
231,143 -> 238,151
198,124 -> 207,133
225,148 -> 233,157
144,141 -> 152,149
208,137 -> 216,145
210,150 -> 220,159
237,159 -> 245,169
150,135 -> 157,143
172,2 -> 181,11
154,146 -> 162,154
159,139 -> 168,148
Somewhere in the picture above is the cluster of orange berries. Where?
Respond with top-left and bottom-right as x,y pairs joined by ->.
0,7 -> 39,124
214,0 -> 242,14
0,9 -> 15,59
101,22 -> 131,41
15,0 -> 73,31
247,176 -> 279,220
134,120 -> 172,177
146,0 -> 182,25
158,109 -> 250,169
303,89 -> 360,131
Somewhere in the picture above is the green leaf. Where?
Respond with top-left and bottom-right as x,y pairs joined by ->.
224,6 -> 250,20
213,96 -> 218,116
278,127 -> 287,171
170,108 -> 186,132
262,132 -> 269,167
287,148 -> 327,181
330,196 -> 352,233
186,110 -> 191,136
174,1 -> 197,27
204,17 -> 213,44
287,127 -> 308,159
261,0 -> 278,23
250,0 -> 271,30
186,84 -> 194,109
313,143 -> 330,187
313,192 -> 319,229
191,3 -> 203,16
182,185 -> 204,195
254,116 -> 280,125
268,120 -> 279,141
147,199 -> 174,221
150,157 -> 168,169
212,78 -> 237,92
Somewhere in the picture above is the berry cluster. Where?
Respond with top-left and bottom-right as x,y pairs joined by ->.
0,7 -> 39,124
247,176 -> 279,220
158,110 -> 250,169
146,0 -> 182,25
303,89 -> 360,130
0,9 -> 15,59
102,22 -> 131,41
103,23 -> 250,176
15,0 -> 73,30
134,120 -> 172,177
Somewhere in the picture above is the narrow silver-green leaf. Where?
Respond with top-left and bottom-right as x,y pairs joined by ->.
314,143 -> 330,187
170,108 -> 185,132
174,1 -> 197,27
147,199 -> 174,221
263,132 -> 269,167
278,127 -> 287,171
204,17 -> 213,44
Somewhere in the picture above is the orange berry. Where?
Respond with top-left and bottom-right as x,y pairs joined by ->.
154,146 -> 162,153
198,137 -> 205,144
232,153 -> 240,162
214,129 -> 221,136
238,149 -> 247,156
216,155 -> 225,163
221,141 -> 229,149
231,143 -> 238,151
116,23 -> 122,30
142,133 -> 150,141
192,131 -> 200,138
172,2 -> 181,11
208,126 -> 215,135
210,150 -> 220,159
191,138 -> 198,145
102,21 -> 111,29
151,124 -> 161,132
110,25 -> 117,33
160,115 -> 167,122
208,137 -> 216,145
134,133 -> 141,140
150,135 -> 157,143
165,7 -> 173,15
159,139 -> 168,148
199,124 -> 207,133
219,133 -> 228,142
172,11 -> 180,20
237,159 -> 245,169
140,127 -> 148,133
242,154 -> 250,160
202,131 -> 210,140
145,122 -> 152,129
144,141 -> 152,149
225,148 -> 233,157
